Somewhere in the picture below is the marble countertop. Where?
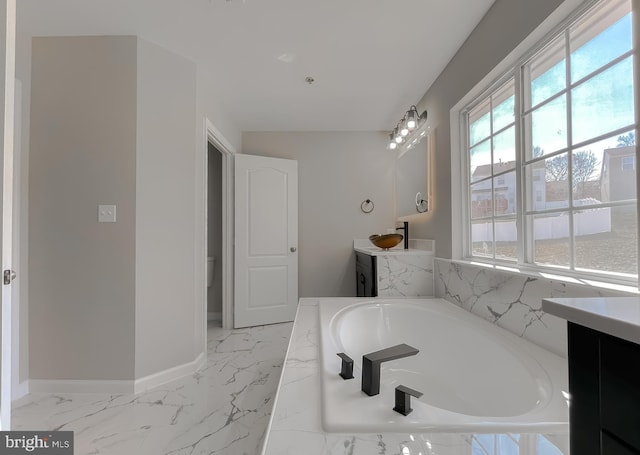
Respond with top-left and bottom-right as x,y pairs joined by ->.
542,297 -> 640,345
260,298 -> 568,455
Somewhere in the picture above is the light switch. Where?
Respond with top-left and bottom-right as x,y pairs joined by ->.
98,205 -> 117,223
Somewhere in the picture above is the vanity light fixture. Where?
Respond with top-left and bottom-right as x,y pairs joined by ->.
388,105 -> 428,151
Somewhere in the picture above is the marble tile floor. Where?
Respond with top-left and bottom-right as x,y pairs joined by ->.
12,321 -> 294,455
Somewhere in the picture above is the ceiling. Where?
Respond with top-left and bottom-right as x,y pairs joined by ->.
18,0 -> 495,132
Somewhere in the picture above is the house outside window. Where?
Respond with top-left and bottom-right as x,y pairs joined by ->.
463,0 -> 637,283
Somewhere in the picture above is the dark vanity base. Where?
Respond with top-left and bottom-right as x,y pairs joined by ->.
568,322 -> 640,454
355,252 -> 377,297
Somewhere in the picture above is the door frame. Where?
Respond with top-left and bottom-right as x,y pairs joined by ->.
203,118 -> 235,336
1,0 -> 17,429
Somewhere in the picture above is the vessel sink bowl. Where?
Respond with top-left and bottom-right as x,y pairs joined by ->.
368,233 -> 403,249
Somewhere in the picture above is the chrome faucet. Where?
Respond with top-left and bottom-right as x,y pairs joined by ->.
396,221 -> 409,249
361,343 -> 419,396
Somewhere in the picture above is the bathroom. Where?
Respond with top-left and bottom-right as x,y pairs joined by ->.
1,0 -> 639,453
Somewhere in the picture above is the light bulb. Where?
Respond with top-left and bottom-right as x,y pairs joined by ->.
400,126 -> 409,136
388,132 -> 397,150
393,127 -> 403,143
406,108 -> 418,130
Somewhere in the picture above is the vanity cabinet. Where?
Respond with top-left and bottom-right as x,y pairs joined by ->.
355,252 -> 377,297
353,240 -> 434,298
568,322 -> 640,455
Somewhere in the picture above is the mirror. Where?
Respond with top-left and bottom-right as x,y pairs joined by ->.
395,128 -> 432,218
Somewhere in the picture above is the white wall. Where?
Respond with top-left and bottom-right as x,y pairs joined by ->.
135,38 -> 199,379
29,36 -> 137,380
242,132 -> 395,297
196,67 -> 241,152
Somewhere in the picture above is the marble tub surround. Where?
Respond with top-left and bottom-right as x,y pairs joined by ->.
355,239 -> 434,296
435,259 -> 636,358
261,298 -> 569,455
542,297 -> 640,344
377,254 -> 434,296
13,322 -> 293,455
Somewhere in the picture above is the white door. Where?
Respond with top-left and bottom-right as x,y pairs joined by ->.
234,154 -> 298,328
1,0 -> 16,430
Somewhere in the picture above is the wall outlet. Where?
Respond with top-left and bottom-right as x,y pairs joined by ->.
98,205 -> 117,223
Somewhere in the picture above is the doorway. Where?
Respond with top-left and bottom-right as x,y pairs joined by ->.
207,143 -> 223,326
203,119 -> 234,336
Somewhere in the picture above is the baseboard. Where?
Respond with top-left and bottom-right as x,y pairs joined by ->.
12,380 -> 30,402
23,353 -> 206,396
208,311 -> 222,321
134,352 -> 206,394
28,379 -> 134,394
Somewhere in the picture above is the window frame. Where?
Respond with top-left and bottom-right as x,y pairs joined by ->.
458,0 -> 638,287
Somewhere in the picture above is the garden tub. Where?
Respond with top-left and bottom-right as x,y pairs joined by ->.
318,298 -> 568,433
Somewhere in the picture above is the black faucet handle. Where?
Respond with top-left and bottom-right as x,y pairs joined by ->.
393,385 -> 423,416
337,353 -> 354,380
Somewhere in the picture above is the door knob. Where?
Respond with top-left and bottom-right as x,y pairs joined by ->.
290,247 -> 297,252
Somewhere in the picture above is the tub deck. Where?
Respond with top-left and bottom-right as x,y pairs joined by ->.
260,298 -> 569,455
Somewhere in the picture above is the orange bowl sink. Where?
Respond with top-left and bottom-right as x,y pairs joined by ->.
368,233 -> 403,249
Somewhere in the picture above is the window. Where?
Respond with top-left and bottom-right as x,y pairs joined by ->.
622,155 -> 635,170
468,79 -> 517,260
463,0 -> 637,282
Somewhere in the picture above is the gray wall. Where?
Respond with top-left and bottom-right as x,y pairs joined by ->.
207,143 -> 222,315
409,0 -> 565,258
135,38 -> 198,379
16,17 -> 31,386
29,36 -> 201,382
242,132 -> 395,297
29,36 -> 137,380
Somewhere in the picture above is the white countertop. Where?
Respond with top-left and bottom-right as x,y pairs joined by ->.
542,297 -> 640,345
353,238 -> 434,256
261,298 -> 568,455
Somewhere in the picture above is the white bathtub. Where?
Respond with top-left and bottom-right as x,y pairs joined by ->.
318,298 -> 568,433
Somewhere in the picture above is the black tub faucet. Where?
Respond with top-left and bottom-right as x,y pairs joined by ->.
396,221 -> 409,249
361,343 -> 419,396
337,353 -> 354,380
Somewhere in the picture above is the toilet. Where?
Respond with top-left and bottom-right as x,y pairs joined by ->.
207,256 -> 216,287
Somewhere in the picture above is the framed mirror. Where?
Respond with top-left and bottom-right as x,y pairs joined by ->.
395,128 -> 432,218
